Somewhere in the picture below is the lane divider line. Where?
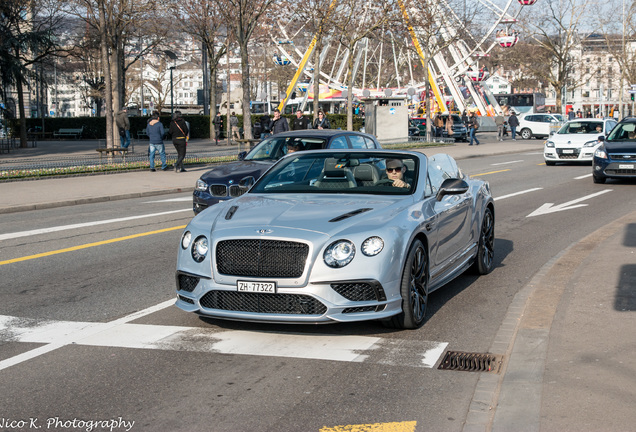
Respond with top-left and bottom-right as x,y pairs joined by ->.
495,188 -> 543,201
0,225 -> 186,266
471,169 -> 511,177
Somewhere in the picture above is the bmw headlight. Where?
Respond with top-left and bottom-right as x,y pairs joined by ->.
191,236 -> 209,262
324,240 -> 355,268
545,141 -> 555,148
181,231 -> 192,249
583,140 -> 599,147
361,236 -> 384,256
195,179 -> 208,192
594,148 -> 608,159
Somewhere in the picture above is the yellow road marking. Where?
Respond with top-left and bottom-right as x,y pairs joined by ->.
471,168 -> 511,177
0,225 -> 186,266
320,422 -> 417,432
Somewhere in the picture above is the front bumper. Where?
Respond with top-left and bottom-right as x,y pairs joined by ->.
175,271 -> 403,324
593,158 -> 636,179
544,146 -> 597,162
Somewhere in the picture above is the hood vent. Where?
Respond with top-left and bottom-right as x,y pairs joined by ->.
329,208 -> 373,222
225,205 -> 239,220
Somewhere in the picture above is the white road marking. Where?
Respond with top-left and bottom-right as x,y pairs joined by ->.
574,173 -> 593,180
0,299 -> 175,371
527,189 -> 612,217
494,188 -> 543,201
491,160 -> 524,166
0,209 -> 191,241
0,309 -> 448,369
144,197 -> 193,203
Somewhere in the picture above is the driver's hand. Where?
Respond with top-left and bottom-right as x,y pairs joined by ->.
393,179 -> 408,188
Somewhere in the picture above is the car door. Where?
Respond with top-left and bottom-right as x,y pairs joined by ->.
427,155 -> 473,269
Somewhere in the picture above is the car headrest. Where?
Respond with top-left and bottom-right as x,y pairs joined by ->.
323,158 -> 351,177
353,165 -> 378,182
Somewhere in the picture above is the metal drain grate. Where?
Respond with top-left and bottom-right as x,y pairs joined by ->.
437,351 -> 503,373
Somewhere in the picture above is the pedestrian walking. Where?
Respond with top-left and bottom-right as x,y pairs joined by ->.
313,110 -> 330,129
260,113 -> 273,139
507,111 -> 519,140
291,109 -> 311,130
213,112 -> 223,145
230,112 -> 240,142
147,111 -> 167,171
468,112 -> 480,146
115,107 -> 130,149
568,109 -> 576,120
461,110 -> 469,127
494,113 -> 505,141
169,111 -> 189,173
445,114 -> 454,138
433,113 -> 444,137
271,109 -> 289,135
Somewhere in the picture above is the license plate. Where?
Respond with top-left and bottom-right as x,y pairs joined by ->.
619,164 -> 634,169
562,149 -> 574,154
237,280 -> 276,293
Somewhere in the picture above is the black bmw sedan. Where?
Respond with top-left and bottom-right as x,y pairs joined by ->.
193,129 -> 382,213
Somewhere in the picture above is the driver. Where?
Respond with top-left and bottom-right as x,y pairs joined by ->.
383,159 -> 410,188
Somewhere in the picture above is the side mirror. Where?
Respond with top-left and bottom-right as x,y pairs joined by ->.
549,131 -> 555,136
597,136 -> 605,142
238,176 -> 256,190
436,178 -> 469,201
238,151 -> 247,161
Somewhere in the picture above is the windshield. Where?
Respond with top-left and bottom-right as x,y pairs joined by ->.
606,122 -> 636,141
245,136 -> 327,161
250,152 -> 419,196
557,121 -> 603,134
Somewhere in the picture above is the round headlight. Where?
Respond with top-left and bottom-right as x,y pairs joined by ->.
324,240 -> 355,268
191,236 -> 209,262
362,236 -> 384,256
181,231 -> 192,250
594,148 -> 608,159
195,179 -> 208,191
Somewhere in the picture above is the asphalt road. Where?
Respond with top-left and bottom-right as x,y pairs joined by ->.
1,149 -> 635,432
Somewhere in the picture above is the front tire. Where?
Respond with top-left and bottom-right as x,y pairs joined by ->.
385,239 -> 429,329
520,128 -> 532,140
593,175 -> 606,184
473,207 -> 495,275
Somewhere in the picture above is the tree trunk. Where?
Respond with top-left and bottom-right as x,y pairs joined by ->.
240,41 -> 253,140
313,39 -> 321,121
98,0 -> 114,149
16,79 -> 28,149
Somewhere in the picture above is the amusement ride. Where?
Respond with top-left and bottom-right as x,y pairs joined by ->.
270,0 -> 539,116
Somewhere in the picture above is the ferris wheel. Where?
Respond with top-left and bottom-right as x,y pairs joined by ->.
271,0 -> 539,115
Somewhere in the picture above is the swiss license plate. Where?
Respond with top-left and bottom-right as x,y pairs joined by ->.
618,164 -> 634,169
562,149 -> 574,154
237,280 -> 276,293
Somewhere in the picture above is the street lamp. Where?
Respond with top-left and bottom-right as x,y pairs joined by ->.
164,50 -> 178,116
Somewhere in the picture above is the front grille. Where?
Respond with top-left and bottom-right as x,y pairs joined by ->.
609,154 -> 636,161
217,240 -> 308,277
209,184 -> 228,197
438,351 -> 503,373
200,291 -> 327,315
229,185 -> 247,197
332,282 -> 378,301
177,273 -> 200,292
556,148 -> 580,159
606,168 -> 636,175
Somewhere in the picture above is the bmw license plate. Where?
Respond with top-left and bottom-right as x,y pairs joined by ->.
618,164 -> 634,169
237,280 -> 276,293
562,149 -> 574,154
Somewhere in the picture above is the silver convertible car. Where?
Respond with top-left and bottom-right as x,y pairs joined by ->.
176,150 -> 495,329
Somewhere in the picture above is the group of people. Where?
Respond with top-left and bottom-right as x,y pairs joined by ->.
258,109 -> 330,140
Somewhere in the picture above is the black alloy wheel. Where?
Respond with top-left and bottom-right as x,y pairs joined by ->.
385,239 -> 429,329
473,207 -> 495,275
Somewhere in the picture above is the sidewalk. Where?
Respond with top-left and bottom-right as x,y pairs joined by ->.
0,133 -> 541,214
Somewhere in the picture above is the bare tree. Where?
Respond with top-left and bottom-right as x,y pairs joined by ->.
214,0 -> 276,139
519,0 -> 595,113
172,0 -> 227,139
0,0 -> 63,148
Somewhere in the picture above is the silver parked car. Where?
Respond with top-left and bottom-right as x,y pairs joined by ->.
176,150 -> 495,329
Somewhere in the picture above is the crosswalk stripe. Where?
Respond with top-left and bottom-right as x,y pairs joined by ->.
0,314 -> 448,368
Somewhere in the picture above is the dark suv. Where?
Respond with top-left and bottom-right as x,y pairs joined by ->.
592,117 -> 636,184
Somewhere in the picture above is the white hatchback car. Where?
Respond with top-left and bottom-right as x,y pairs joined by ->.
518,113 -> 565,139
544,118 -> 618,165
